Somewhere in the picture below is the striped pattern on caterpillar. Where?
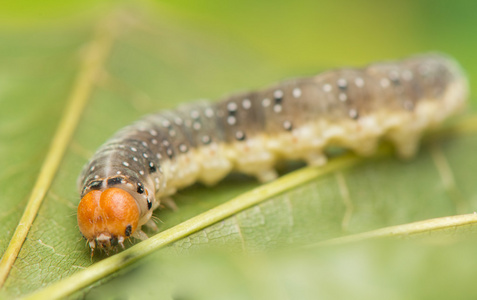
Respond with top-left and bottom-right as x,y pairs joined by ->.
77,53 -> 468,253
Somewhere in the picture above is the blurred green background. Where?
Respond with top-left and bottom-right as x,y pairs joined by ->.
1,0 -> 476,82
1,0 -> 477,299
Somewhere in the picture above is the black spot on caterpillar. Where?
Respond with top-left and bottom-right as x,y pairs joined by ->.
76,53 -> 468,253
125,225 -> 132,237
107,177 -> 123,186
136,183 -> 145,194
88,180 -> 103,190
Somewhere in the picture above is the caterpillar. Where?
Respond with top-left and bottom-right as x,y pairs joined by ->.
77,53 -> 468,253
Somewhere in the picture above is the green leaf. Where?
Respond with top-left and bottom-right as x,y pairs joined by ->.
1,1 -> 477,299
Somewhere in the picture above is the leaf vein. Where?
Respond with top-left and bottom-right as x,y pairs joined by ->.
430,143 -> 468,214
335,171 -> 354,232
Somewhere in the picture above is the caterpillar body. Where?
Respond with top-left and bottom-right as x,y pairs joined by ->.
77,53 -> 468,253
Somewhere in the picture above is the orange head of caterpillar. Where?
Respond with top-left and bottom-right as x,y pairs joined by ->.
77,187 -> 140,254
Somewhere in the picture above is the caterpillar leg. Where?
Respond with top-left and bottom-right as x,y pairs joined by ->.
132,229 -> 148,240
394,135 -> 421,159
151,199 -> 161,211
304,152 -> 328,166
161,197 -> 178,211
198,145 -> 233,186
255,169 -> 278,183
199,158 -> 233,186
350,138 -> 379,157
387,129 -> 422,159
144,219 -> 158,231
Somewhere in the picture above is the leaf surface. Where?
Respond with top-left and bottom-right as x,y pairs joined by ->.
1,1 -> 477,299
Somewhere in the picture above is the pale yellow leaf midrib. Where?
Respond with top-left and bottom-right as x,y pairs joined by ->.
311,213 -> 477,247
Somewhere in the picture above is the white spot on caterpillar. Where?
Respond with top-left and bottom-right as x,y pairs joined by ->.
190,110 -> 200,119
116,171 -> 121,175
202,135 -> 211,144
227,116 -> 237,125
338,93 -> 347,102
166,148 -> 173,157
179,144 -> 188,153
323,83 -> 332,92
130,147 -> 137,152
355,77 -> 364,87
152,139 -> 158,145
139,170 -> 145,175
143,153 -> 148,158
193,121 -> 201,130
274,89 -> 284,99
348,108 -> 359,119
273,104 -> 282,113
90,166 -> 95,171
262,98 -> 271,107
292,88 -> 302,98
156,153 -> 162,159
161,120 -> 170,128
141,141 -> 148,147
227,102 -> 238,112
235,130 -> 245,140
94,175 -> 99,179
169,129 -> 176,137
337,78 -> 347,89
174,117 -> 183,126
205,108 -> 214,118
162,140 -> 170,147
242,99 -> 252,109
133,157 -> 138,162
380,78 -> 390,88
150,129 -> 158,136
283,120 -> 292,130
122,161 -> 129,167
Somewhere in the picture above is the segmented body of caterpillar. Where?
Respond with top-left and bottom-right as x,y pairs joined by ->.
77,53 -> 468,253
